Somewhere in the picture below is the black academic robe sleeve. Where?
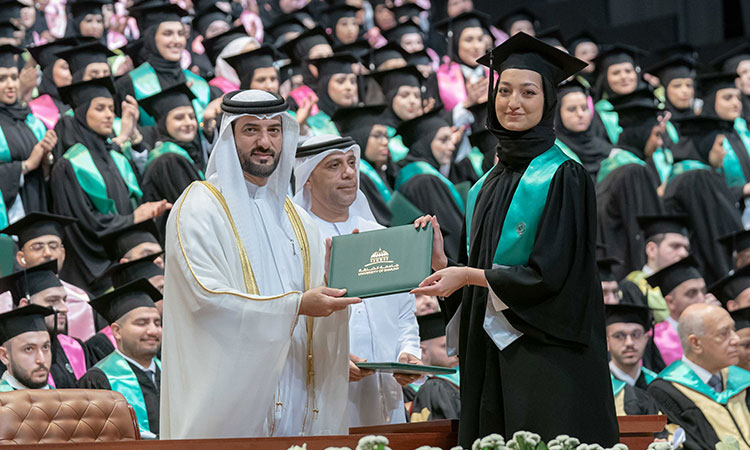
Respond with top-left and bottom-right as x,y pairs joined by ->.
140,153 -> 201,204
410,378 -> 460,421
648,379 -> 721,450
77,367 -> 112,390
0,161 -> 22,206
84,333 -> 116,365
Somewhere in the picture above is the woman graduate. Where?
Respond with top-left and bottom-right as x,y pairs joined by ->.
27,37 -> 77,130
223,45 -> 280,94
64,0 -> 106,40
49,77 -> 170,293
0,44 -> 57,219
323,4 -> 360,47
412,32 -> 618,447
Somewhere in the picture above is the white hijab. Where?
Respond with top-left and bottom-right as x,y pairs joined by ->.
215,36 -> 259,85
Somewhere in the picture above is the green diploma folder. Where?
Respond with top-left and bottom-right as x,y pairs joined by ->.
328,223 -> 433,298
355,362 -> 456,375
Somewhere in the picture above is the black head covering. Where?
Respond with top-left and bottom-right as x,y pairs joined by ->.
636,214 -> 689,241
645,54 -> 696,119
223,45 -> 279,89
592,44 -> 647,100
98,219 -> 159,261
731,307 -> 750,331
0,43 -> 21,68
406,49 -> 431,66
65,0 -> 106,38
604,304 -> 651,330
711,42 -> 750,74
709,266 -> 750,308
0,304 -> 54,344
0,0 -> 24,22
383,19 -> 422,48
646,254 -> 703,296
264,15 -> 307,45
55,42 -> 114,81
1,212 -> 77,247
370,42 -> 407,70
89,278 -> 161,324
417,312 -> 445,341
0,260 -> 62,306
278,26 -> 332,64
435,10 -> 490,65
193,3 -> 232,37
201,25 -> 249,65
396,109 -> 451,169
0,20 -> 19,42
476,32 -> 586,168
597,256 -> 622,282
609,87 -> 660,158
697,71 -> 740,118
295,135 -> 357,158
495,7 -> 538,35
323,3 -> 358,28
369,64 -> 423,127
139,83 -> 202,159
536,27 -> 566,49
311,52 -> 358,117
567,31 -> 597,55
334,39 -> 372,64
135,5 -> 189,81
28,37 -> 80,105
0,45 -> 31,119
121,38 -> 145,67
390,3 -> 425,23
719,228 -> 750,256
671,114 -> 734,163
331,104 -> 389,163
129,2 -> 188,32
98,252 -> 163,288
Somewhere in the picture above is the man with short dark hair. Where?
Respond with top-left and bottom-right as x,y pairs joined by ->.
732,307 -> 750,371
0,305 -> 55,391
709,266 -> 750,312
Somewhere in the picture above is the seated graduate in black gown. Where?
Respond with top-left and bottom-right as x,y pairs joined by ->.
412,32 -> 618,447
98,219 -> 163,266
333,104 -> 395,226
719,228 -> 750,270
395,109 -> 465,261
26,37 -> 77,130
64,0 -> 106,40
79,279 -> 162,439
0,305 -> 55,391
663,115 -> 742,285
49,76 -> 170,294
0,45 -> 57,218
223,45 -> 281,94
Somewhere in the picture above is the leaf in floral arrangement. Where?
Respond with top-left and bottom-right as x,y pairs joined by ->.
480,433 -> 507,450
716,435 -> 741,450
536,442 -> 549,450
356,435 -> 391,450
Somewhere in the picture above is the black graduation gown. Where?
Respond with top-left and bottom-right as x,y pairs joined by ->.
84,332 -> 116,365
78,362 -> 161,435
725,130 -> 750,204
596,162 -> 664,280
444,159 -> 618,447
359,173 -> 392,226
663,168 -> 742,285
0,109 -> 48,214
141,152 -> 201,204
49,144 -> 136,293
50,334 -> 93,389
620,383 -> 663,415
410,377 -> 460,421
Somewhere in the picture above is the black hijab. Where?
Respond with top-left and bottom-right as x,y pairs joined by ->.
142,24 -> 184,80
0,48 -> 30,122
396,109 -> 451,169
554,84 -> 610,174
312,54 -> 358,117
370,65 -> 423,128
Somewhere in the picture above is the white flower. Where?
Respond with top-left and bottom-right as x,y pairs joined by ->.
480,433 -> 506,448
287,446 -> 307,450
472,439 -> 482,450
356,435 -> 391,450
450,447 -> 465,450
413,447 -> 442,450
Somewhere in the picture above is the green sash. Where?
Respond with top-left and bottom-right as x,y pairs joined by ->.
642,367 -> 658,385
651,147 -> 674,183
130,63 -> 210,126
0,191 -> 7,230
395,161 -> 465,212
146,141 -> 205,179
96,352 -> 161,434
465,145 -> 569,264
721,138 -> 746,187
666,121 -> 679,144
0,378 -> 52,392
595,99 -> 622,144
467,146 -> 486,177
359,159 -> 391,203
596,150 -> 646,184
553,139 -> 582,163
611,373 -> 627,397
658,360 -> 750,405
305,111 -> 341,136
668,159 -> 711,184
0,113 -> 47,162
63,144 -> 143,214
386,126 -> 409,163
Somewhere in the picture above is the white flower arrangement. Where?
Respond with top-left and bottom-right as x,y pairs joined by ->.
646,442 -> 672,450
716,436 -> 741,450
355,435 -> 392,450
287,445 -> 308,450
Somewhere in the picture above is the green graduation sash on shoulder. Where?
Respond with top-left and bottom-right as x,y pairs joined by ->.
303,110 -> 341,136
553,139 -> 582,164
464,145 -> 569,264
722,118 -> 750,187
666,121 -> 679,144
611,373 -> 627,397
130,63 -> 210,126
146,141 -> 205,179
651,147 -> 674,183
467,146 -> 486,177
63,144 -> 143,214
658,360 -> 750,405
395,160 -> 465,212
596,150 -> 646,184
595,99 -> 622,144
0,113 -> 47,163
359,159 -> 391,203
642,367 -> 658,385
96,352 -> 161,434
668,159 -> 711,184
386,126 -> 409,163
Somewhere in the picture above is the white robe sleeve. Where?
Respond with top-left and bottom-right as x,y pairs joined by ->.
396,294 -> 421,359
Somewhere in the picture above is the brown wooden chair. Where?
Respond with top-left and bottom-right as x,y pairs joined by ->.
0,389 -> 140,444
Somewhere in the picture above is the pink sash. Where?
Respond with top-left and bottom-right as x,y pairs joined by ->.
209,77 -> 239,93
289,85 -> 319,116
101,326 -> 118,349
28,95 -> 60,130
62,281 -> 96,342
653,321 -> 683,366
437,62 -> 468,111
48,334 -> 88,388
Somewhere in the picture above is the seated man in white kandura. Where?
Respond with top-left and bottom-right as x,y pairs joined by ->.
160,90 -> 361,439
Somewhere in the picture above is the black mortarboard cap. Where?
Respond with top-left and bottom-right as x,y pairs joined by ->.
0,20 -> 19,40
0,304 -> 54,344
592,43 -> 647,76
264,15 -> 307,43
568,31 -> 598,53
434,10 -> 490,39
193,3 -> 233,37
98,220 -> 159,261
0,44 -> 22,68
370,42 -> 407,69
417,311 -> 445,341
710,42 -> 750,74
277,60 -> 302,84
332,104 -> 388,135
139,83 -> 195,121
98,252 -> 163,288
296,135 -> 357,158
0,0 -> 24,21
129,2 -> 188,31
58,75 -> 116,107
708,266 -> 750,307
597,256 -> 622,282
224,45 -> 279,89
27,37 -> 80,69
646,254 -> 703,295
636,214 -> 689,240
697,71 -> 739,98
719,229 -> 750,255
557,77 -> 589,98
55,42 -> 115,76
0,260 -> 62,306
89,278 -> 161,324
644,54 -> 697,89
477,32 -> 587,85
323,3 -> 359,28
536,26 -> 566,49
334,39 -> 372,63
396,108 -> 450,149
406,49 -> 431,66
311,52 -> 358,78
369,64 -> 422,97
731,307 -> 750,331
278,26 -> 332,64
495,7 -> 538,34
390,3 -> 425,23
68,0 -> 107,20
1,213 -> 77,247
604,303 -> 651,330
201,24 -> 248,65
120,38 -> 145,67
609,87 -> 660,127
383,19 -> 422,45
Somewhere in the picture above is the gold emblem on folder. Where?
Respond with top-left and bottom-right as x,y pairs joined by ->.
358,248 -> 400,276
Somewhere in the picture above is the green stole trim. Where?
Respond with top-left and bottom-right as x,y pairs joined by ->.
553,139 -> 582,163
465,145 -> 570,265
305,111 -> 340,136
722,138 -> 747,187
359,159 -> 391,203
130,63 -> 210,126
651,147 -> 674,184
668,159 -> 711,184
666,121 -> 679,144
96,352 -> 161,433
659,360 -> 750,405
146,141 -> 205,179
595,99 -> 622,144
434,365 -> 460,387
63,144 -> 143,214
395,161 -> 465,212
467,146 -> 486,177
611,373 -> 627,397
386,126 -> 409,163
0,113 -> 47,163
642,367 -> 658,384
0,191 -> 7,229
596,150 -> 646,184
0,379 -> 52,392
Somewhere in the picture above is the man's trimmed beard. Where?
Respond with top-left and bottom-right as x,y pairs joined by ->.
240,147 -> 282,178
10,358 -> 50,389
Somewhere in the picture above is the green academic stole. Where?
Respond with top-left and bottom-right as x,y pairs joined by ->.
465,145 -> 569,263
63,144 -> 143,214
359,159 -> 391,203
611,373 -> 627,397
129,63 -> 210,126
668,160 -> 711,184
651,147 -> 674,183
595,99 -> 622,144
386,126 -> 409,163
658,360 -> 750,404
722,118 -> 750,187
145,141 -> 205,179
666,121 -> 679,144
304,111 -> 340,136
96,352 -> 161,434
553,139 -> 582,164
395,161 -> 465,212
596,150 -> 646,184
467,146 -> 486,177
642,367 -> 658,384
0,379 -> 14,392
0,113 -> 47,163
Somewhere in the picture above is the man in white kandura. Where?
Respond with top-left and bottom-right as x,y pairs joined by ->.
293,135 -> 422,426
160,91 -> 360,439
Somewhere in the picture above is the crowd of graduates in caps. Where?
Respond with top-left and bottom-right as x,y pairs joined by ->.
0,0 -> 747,445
